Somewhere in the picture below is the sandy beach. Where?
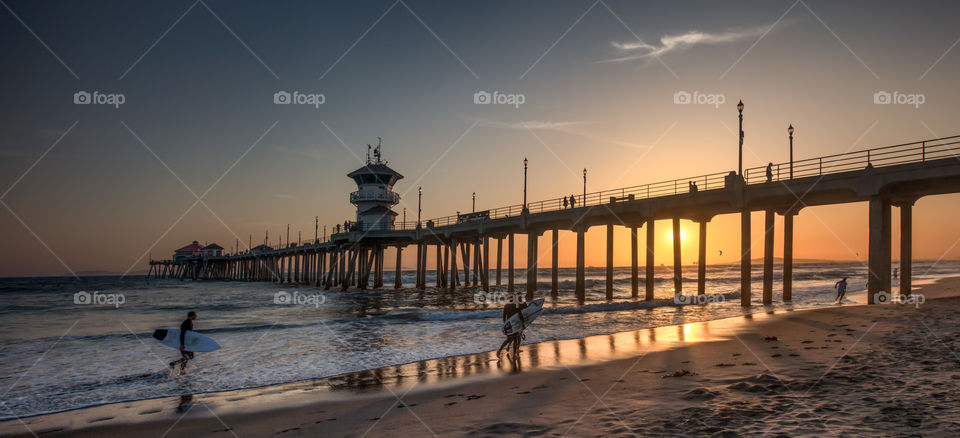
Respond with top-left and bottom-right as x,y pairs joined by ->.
6,277 -> 960,437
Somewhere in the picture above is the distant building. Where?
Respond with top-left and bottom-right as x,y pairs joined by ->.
201,243 -> 224,258
347,141 -> 402,231
173,241 -> 204,262
250,244 -> 274,254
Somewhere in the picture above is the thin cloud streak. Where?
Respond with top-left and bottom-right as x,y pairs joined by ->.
603,22 -> 784,63
474,119 -> 648,149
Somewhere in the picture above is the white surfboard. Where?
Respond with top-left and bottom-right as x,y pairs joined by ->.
502,299 -> 545,336
152,329 -> 220,352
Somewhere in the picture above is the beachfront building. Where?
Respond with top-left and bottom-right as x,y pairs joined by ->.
347,141 -> 402,231
200,243 -> 224,258
173,241 -> 204,262
250,244 -> 273,254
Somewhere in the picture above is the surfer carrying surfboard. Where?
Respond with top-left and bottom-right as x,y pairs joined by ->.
169,311 -> 198,372
496,297 -> 527,361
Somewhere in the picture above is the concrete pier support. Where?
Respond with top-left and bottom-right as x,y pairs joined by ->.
672,218 -> 682,294
443,244 -> 449,288
526,232 -> 538,302
762,210 -> 775,305
783,212 -> 794,301
415,243 -> 423,289
576,227 -> 585,303
450,239 -> 458,290
697,221 -> 707,295
507,234 -> 515,292
606,224 -> 614,300
868,196 -> 892,303
420,243 -> 428,290
496,238 -> 503,286
741,210 -> 752,306
395,246 -> 402,289
631,225 -> 639,298
900,202 -> 913,296
551,229 -> 559,298
462,243 -> 470,288
436,244 -> 443,288
645,220 -> 655,300
483,236 -> 490,291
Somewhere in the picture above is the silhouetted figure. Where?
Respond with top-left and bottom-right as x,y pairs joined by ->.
169,311 -> 198,372
563,197 -> 568,209
766,163 -> 773,182
497,296 -> 528,361
569,195 -> 576,208
834,278 -> 848,303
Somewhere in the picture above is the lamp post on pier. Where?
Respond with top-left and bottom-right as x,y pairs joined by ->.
403,208 -> 406,229
417,187 -> 422,228
788,124 -> 795,179
472,192 -> 476,213
582,168 -> 587,205
522,158 -> 528,211
738,100 -> 744,177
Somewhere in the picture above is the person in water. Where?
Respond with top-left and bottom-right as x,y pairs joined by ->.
170,311 -> 198,372
497,296 -> 528,360
834,278 -> 848,303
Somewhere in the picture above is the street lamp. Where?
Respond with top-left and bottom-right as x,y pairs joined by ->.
582,168 -> 587,205
403,207 -> 406,229
472,192 -> 476,212
523,158 -> 528,211
737,100 -> 744,176
788,124 -> 795,179
417,187 -> 422,227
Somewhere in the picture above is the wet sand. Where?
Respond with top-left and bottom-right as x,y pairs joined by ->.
5,277 -> 960,437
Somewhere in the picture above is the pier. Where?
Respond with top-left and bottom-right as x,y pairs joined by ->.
148,135 -> 960,306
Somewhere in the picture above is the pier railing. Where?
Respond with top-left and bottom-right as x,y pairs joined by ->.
417,135 -> 960,228
744,135 -> 960,184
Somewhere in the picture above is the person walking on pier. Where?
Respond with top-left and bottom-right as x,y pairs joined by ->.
766,163 -> 774,182
563,197 -> 568,209
497,296 -> 528,361
834,278 -> 848,304
569,195 -> 576,209
169,311 -> 198,373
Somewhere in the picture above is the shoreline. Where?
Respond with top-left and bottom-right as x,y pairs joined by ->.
4,277 -> 959,436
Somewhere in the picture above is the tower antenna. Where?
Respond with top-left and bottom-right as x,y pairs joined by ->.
366,144 -> 372,164
374,137 -> 382,164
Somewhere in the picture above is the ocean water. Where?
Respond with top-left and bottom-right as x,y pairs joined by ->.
0,260 -> 955,420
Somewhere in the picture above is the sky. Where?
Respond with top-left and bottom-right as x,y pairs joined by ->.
1,0 -> 959,277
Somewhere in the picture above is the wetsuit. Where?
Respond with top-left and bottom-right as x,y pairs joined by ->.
177,318 -> 194,370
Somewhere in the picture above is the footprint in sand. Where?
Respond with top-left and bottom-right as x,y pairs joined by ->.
466,394 -> 486,400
